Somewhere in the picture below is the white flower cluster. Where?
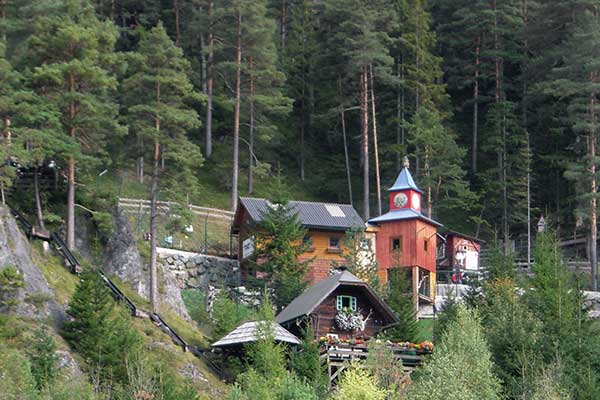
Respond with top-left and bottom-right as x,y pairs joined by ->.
335,308 -> 366,331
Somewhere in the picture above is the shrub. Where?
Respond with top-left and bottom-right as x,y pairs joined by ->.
0,266 -> 24,312
0,346 -> 39,400
334,364 -> 385,400
28,327 -> 59,390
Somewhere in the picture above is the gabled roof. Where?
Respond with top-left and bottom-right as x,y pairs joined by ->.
232,197 -> 364,233
211,321 -> 300,348
368,208 -> 443,227
276,270 -> 398,326
388,167 -> 423,193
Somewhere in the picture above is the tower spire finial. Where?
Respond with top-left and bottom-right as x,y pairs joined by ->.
403,156 -> 410,169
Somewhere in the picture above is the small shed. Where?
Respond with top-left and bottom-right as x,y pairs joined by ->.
276,270 -> 398,340
211,321 -> 301,350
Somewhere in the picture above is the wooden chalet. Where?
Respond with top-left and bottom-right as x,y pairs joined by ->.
275,270 -> 398,340
437,230 -> 484,273
231,197 -> 366,283
368,159 -> 442,307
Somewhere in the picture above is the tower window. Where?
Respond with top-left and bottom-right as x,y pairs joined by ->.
424,239 -> 428,253
391,237 -> 402,253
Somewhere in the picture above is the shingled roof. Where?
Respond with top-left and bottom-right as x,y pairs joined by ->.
276,270 -> 398,326
211,321 -> 300,348
233,197 -> 364,232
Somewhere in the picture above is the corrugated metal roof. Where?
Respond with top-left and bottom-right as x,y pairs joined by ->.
239,197 -> 364,231
275,271 -> 399,326
388,167 -> 423,193
211,321 -> 300,348
368,208 -> 443,227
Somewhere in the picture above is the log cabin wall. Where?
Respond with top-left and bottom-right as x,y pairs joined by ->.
310,286 -> 388,340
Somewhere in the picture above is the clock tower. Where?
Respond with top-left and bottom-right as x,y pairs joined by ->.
369,157 -> 442,309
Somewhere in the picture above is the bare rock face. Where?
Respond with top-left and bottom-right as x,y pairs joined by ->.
0,206 -> 65,323
103,210 -> 148,299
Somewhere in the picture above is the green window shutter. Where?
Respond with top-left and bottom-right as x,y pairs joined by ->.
336,296 -> 343,310
350,297 -> 357,311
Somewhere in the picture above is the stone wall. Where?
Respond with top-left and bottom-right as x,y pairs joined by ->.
157,248 -> 240,291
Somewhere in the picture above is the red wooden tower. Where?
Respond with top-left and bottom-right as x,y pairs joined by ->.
369,157 -> 442,306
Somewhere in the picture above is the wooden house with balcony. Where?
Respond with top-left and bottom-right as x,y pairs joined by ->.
275,270 -> 398,340
231,197 -> 366,284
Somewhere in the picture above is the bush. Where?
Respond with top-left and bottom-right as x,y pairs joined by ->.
211,290 -> 253,339
0,266 -> 24,312
28,327 -> 59,390
333,364 -> 385,400
0,346 -> 39,400
181,289 -> 209,326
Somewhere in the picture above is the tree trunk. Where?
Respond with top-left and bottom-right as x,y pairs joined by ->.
110,0 -> 115,20
149,139 -> 160,312
66,74 -> 76,250
361,66 -> 370,220
200,34 -> 207,94
173,0 -> 181,46
472,35 -> 480,178
369,64 -> 382,216
281,0 -> 287,51
205,1 -> 214,158
590,72 -> 598,291
137,135 -> 144,184
248,57 -> 255,194
231,9 -> 242,212
34,165 -> 45,230
339,77 -> 352,205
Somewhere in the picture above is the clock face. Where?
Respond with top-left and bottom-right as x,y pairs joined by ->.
412,193 -> 421,210
393,193 -> 408,208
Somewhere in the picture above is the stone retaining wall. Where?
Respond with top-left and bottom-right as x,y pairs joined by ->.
157,247 -> 240,290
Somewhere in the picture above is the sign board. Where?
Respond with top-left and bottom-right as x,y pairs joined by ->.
242,237 -> 255,259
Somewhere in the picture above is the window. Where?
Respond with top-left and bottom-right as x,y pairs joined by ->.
391,237 -> 403,253
424,239 -> 428,253
302,235 -> 313,245
329,237 -> 340,249
336,295 -> 357,311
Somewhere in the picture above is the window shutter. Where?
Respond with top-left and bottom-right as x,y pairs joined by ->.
336,296 -> 343,310
350,297 -> 357,311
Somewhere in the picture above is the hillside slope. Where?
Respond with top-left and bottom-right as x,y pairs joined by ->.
0,205 -> 229,399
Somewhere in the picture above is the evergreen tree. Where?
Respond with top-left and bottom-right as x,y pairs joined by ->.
289,326 -> 328,398
122,23 -> 203,312
251,197 -> 310,309
27,0 -> 124,250
333,226 -> 379,286
0,347 -> 39,400
479,278 -> 542,399
63,270 -> 142,385
407,305 -> 502,400
385,266 -> 418,342
0,266 -> 24,312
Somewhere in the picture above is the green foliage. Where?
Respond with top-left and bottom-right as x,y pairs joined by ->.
364,340 -> 405,399
181,289 -> 209,326
210,289 -> 254,339
28,327 -> 59,390
252,198 -> 310,309
289,327 -> 328,397
407,305 -> 502,400
0,266 -> 24,312
0,346 -> 39,400
385,267 -> 418,342
333,363 -> 386,400
479,278 -> 542,399
63,270 -> 142,386
333,227 -> 380,287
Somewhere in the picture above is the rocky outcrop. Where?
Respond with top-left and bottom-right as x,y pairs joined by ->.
158,248 -> 240,291
0,206 -> 65,323
104,210 -> 148,298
